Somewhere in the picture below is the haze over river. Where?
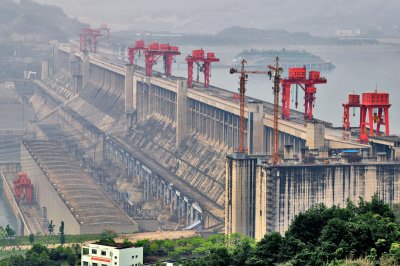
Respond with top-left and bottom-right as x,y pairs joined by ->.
150,42 -> 400,133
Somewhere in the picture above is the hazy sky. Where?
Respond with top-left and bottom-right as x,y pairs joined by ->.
33,0 -> 400,35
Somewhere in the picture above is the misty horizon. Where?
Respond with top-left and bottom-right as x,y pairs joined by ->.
32,0 -> 400,35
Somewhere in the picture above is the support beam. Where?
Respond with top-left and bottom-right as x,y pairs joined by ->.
176,79 -> 188,147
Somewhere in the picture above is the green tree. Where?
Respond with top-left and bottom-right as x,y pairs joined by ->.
28,233 -> 35,244
47,220 -> 55,236
231,236 -> 254,265
67,253 -> 76,266
247,232 -> 284,266
59,221 -> 65,245
7,255 -> 25,266
5,224 -> 16,239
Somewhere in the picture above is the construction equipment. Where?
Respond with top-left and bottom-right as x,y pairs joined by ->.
359,91 -> 391,143
230,59 -> 269,153
342,94 -> 361,130
127,40 -> 146,65
267,57 -> 283,165
341,91 -> 391,143
159,44 -> 181,77
97,24 -> 111,38
13,172 -> 33,205
79,27 -> 102,53
280,67 -> 327,121
127,40 -> 180,77
186,49 -> 219,88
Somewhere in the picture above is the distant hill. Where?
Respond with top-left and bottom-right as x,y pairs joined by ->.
0,0 -> 84,42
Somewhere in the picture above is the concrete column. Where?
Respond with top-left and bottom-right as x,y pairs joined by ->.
50,40 -> 59,76
125,65 -> 134,113
247,101 -> 265,155
41,61 -> 49,80
306,122 -> 325,150
69,46 -> 81,92
145,77 -> 151,118
176,79 -> 188,147
82,53 -> 90,89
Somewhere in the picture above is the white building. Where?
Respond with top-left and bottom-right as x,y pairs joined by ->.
81,243 -> 143,266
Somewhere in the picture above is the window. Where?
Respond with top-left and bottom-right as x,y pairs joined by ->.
93,263 -> 98,266
115,263 -> 117,265
101,250 -> 106,256
82,248 -> 89,255
92,249 -> 97,255
83,262 -> 88,266
115,256 -> 117,259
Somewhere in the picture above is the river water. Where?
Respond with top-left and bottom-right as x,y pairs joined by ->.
0,190 -> 17,230
152,42 -> 400,133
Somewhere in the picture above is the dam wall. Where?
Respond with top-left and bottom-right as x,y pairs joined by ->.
255,163 -> 400,240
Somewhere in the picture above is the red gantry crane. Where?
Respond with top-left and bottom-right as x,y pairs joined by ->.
229,59 -> 270,154
280,67 -> 327,121
342,94 -> 361,130
186,49 -> 219,88
127,40 -> 180,77
80,27 -> 102,53
127,40 -> 146,65
97,24 -> 111,38
342,91 -> 391,143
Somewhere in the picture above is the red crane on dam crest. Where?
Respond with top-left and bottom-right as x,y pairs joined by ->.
186,49 -> 219,88
127,40 -> 181,77
79,27 -> 102,53
342,91 -> 391,143
281,67 -> 327,121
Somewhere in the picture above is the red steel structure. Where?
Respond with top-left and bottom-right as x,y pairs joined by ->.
13,172 -> 33,205
127,40 -> 146,65
159,43 -> 181,77
280,67 -> 327,121
186,49 -> 219,88
359,91 -> 391,143
341,91 -> 391,143
127,41 -> 180,77
97,24 -> 111,38
80,27 -> 102,53
342,94 -> 361,130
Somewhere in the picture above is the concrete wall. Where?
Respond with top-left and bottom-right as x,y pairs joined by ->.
225,154 -> 258,238
20,145 -> 82,234
255,163 -> 400,240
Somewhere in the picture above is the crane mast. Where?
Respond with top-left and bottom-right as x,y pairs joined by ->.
268,57 -> 283,165
230,60 -> 269,153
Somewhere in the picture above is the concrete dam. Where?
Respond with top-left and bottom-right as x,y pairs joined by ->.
18,42 -> 400,236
